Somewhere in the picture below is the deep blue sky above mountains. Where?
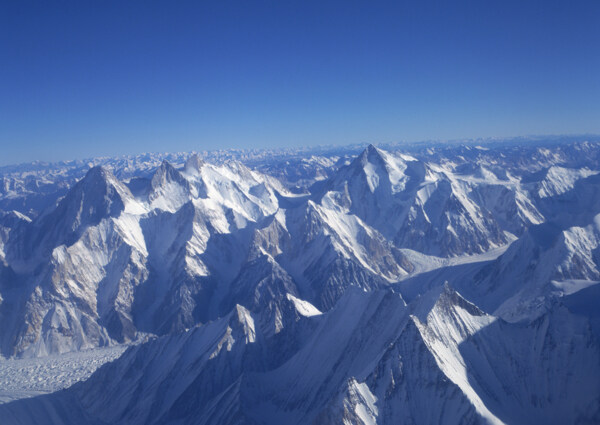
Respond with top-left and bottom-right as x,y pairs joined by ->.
1,0 -> 599,165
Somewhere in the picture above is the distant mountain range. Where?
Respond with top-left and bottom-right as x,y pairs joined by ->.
0,137 -> 599,424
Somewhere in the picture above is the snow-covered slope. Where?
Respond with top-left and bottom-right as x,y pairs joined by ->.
0,139 -> 600,424
0,158 -> 291,357
2,142 -> 600,357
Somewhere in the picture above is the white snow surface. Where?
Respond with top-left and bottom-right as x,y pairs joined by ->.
286,293 -> 322,317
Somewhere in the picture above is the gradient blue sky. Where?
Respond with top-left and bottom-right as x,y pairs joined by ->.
1,1 -> 599,165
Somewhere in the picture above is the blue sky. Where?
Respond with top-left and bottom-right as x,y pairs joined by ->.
1,0 -> 599,165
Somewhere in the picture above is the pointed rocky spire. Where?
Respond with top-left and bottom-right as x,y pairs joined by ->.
357,143 -> 386,167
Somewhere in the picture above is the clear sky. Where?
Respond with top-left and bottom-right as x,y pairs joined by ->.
1,0 -> 599,165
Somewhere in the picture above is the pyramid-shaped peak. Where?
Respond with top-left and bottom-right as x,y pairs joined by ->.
363,143 -> 383,157
434,283 -> 487,318
158,160 -> 176,171
412,283 -> 486,322
76,165 -> 125,199
25,164 -> 127,254
77,166 -> 122,195
83,165 -> 112,182
151,160 -> 187,187
354,144 -> 387,167
365,143 -> 379,153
